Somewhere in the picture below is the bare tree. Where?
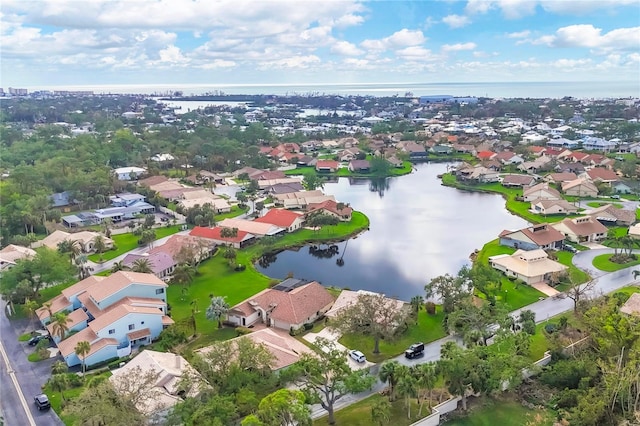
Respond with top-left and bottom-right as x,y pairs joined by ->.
566,279 -> 597,313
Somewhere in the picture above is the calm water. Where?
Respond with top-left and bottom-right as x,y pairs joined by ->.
256,163 -> 530,301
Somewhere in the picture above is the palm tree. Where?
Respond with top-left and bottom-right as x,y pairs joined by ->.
102,218 -> 113,238
75,341 -> 91,375
370,398 -> 392,426
75,254 -> 92,279
172,264 -> 195,286
58,239 -> 81,264
205,296 -> 230,328
131,258 -> 153,273
189,299 -> 198,335
51,312 -> 71,341
410,295 -> 424,315
48,374 -> 69,402
42,301 -> 54,322
51,361 -> 68,375
396,372 -> 417,419
379,361 -> 402,401
24,299 -> 40,329
413,362 -> 438,416
111,261 -> 127,273
93,235 -> 107,260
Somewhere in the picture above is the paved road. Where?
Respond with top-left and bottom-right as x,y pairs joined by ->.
1,303 -> 64,426
310,263 -> 640,420
572,248 -> 640,279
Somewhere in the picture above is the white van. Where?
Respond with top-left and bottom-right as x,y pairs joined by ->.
348,349 -> 366,363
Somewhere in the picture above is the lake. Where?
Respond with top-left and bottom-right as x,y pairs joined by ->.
256,163 -> 530,301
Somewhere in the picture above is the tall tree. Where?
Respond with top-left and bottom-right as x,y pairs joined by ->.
566,279 -> 597,313
75,341 -> 91,375
48,374 -> 70,403
370,398 -> 392,426
93,235 -> 107,257
57,239 -> 81,264
331,293 -> 411,354
206,296 -> 230,328
51,311 -> 71,341
293,338 -> 375,425
171,264 -> 195,286
379,360 -> 403,401
424,267 -> 473,314
241,389 -> 311,426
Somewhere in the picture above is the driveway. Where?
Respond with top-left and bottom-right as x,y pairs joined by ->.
572,248 -> 640,279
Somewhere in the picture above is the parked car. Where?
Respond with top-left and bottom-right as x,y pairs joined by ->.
563,244 -> 578,253
28,335 -> 50,346
404,342 -> 425,359
34,394 -> 51,411
348,349 -> 366,363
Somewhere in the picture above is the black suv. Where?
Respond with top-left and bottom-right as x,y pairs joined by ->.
34,394 -> 51,411
404,342 -> 425,359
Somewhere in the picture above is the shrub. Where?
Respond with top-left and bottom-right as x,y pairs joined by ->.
425,302 -> 436,315
544,323 -> 558,334
235,326 -> 252,336
303,323 -> 313,330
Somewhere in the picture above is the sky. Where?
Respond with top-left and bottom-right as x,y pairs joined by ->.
1,0 -> 639,89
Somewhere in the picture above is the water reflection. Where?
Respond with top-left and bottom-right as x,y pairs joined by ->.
309,244 -> 340,259
256,162 -> 530,301
368,177 -> 390,197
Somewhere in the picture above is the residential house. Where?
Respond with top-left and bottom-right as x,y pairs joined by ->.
518,156 -> 552,174
620,293 -> 640,317
49,191 -> 76,212
584,168 -> 619,186
562,179 -> 599,197
499,224 -> 566,251
629,223 -> 640,239
324,289 -> 407,320
0,245 -> 36,271
257,178 -> 303,190
430,145 -> 453,155
218,218 -> 285,237
494,151 -> 524,165
476,151 -> 496,161
34,230 -> 114,253
348,159 -> 371,173
197,328 -> 315,371
255,209 -> 305,232
114,167 -> 146,181
149,234 -> 214,264
306,199 -> 353,221
189,226 -> 255,249
109,350 -> 206,423
227,279 -> 335,331
552,216 -> 608,243
613,182 -> 633,194
273,191 -> 335,209
501,174 -> 536,188
265,182 -> 305,194
315,160 -> 340,173
489,249 -> 568,285
545,172 -> 578,184
36,272 -> 172,368
400,142 -> 428,160
531,199 -> 579,216
523,183 -> 562,202
555,162 -> 586,175
138,175 -> 169,189
586,204 -> 636,226
122,252 -> 176,281
338,148 -> 362,162
457,165 -> 499,183
582,136 -> 617,152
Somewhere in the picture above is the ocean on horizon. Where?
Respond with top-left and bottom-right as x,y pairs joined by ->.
25,81 -> 639,99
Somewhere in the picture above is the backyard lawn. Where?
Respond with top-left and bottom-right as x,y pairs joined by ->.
443,398 -> 555,426
592,253 -> 640,272
88,225 -> 183,262
339,307 -> 446,363
555,251 -> 590,285
474,239 -> 515,264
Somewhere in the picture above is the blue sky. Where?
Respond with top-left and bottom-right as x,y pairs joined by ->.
1,0 -> 639,88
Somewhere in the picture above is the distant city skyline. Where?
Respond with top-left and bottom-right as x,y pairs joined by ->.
1,0 -> 639,88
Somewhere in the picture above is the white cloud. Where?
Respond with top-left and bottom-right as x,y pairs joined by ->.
442,14 -> 471,28
533,24 -> 640,52
196,59 -> 236,69
331,41 -> 363,56
157,45 -> 188,64
259,55 -> 321,69
466,0 -> 637,19
395,46 -> 434,61
507,30 -> 530,38
361,29 -> 426,53
442,42 -> 477,52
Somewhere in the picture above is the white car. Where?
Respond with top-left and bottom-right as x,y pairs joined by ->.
348,349 -> 366,363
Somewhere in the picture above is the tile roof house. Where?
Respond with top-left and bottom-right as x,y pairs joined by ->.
489,249 -> 568,285
561,179 -> 599,197
218,218 -> 285,237
501,174 -> 536,188
257,178 -> 304,190
348,159 -> 371,173
255,209 -> 305,232
34,230 -> 114,253
523,183 -> 562,202
110,350 -> 206,422
477,150 -> 497,160
227,280 -> 335,332
189,226 -> 255,249
122,252 -> 176,280
586,204 -> 636,226
584,168 -> 619,185
545,172 -> 578,184
273,190 -> 335,210
265,182 -> 305,194
499,224 -> 566,251
315,160 -> 340,173
531,199 -> 579,216
0,245 -> 36,271
324,289 -> 407,320
306,199 -> 353,221
36,272 -> 172,368
552,216 -> 608,243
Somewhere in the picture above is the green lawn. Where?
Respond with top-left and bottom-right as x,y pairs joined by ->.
215,205 -> 249,221
313,393 -> 428,426
443,398 -> 554,426
339,307 -> 446,363
18,332 -> 32,342
555,251 -> 590,284
592,253 -> 640,272
586,201 -> 623,209
474,239 -> 515,264
88,225 -> 183,262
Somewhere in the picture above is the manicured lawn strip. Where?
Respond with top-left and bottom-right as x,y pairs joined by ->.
88,225 -> 183,262
474,239 -> 515,264
339,308 -> 446,363
18,332 -> 32,341
28,352 -> 44,362
215,205 -> 248,221
441,174 -> 571,224
555,252 -> 590,284
443,398 -> 554,426
498,278 -> 546,311
313,393 -> 426,426
587,201 -> 623,209
592,253 -> 640,272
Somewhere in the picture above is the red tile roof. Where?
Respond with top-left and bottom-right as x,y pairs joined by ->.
316,160 -> 339,169
254,209 -> 303,228
586,168 -> 618,182
306,199 -> 353,217
477,151 -> 495,159
189,226 -> 250,243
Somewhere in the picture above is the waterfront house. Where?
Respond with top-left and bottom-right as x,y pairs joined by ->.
306,199 -> 353,221
531,199 -> 579,216
227,279 -> 334,331
489,249 -> 567,285
552,216 -> 608,243
501,174 -> 536,188
586,204 -> 635,227
255,209 -> 305,232
348,159 -> 371,173
316,160 -> 340,173
36,272 -> 172,368
218,218 -> 285,237
499,224 -> 566,251
273,190 -> 335,209
523,183 -> 562,202
189,226 -> 255,249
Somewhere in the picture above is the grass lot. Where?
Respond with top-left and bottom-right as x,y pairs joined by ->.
215,204 -> 249,221
313,393 -> 429,426
592,253 -> 640,271
441,174 -> 575,224
555,251 -> 590,285
339,307 -> 447,363
88,225 -> 183,262
443,398 -> 555,426
587,201 -> 623,209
